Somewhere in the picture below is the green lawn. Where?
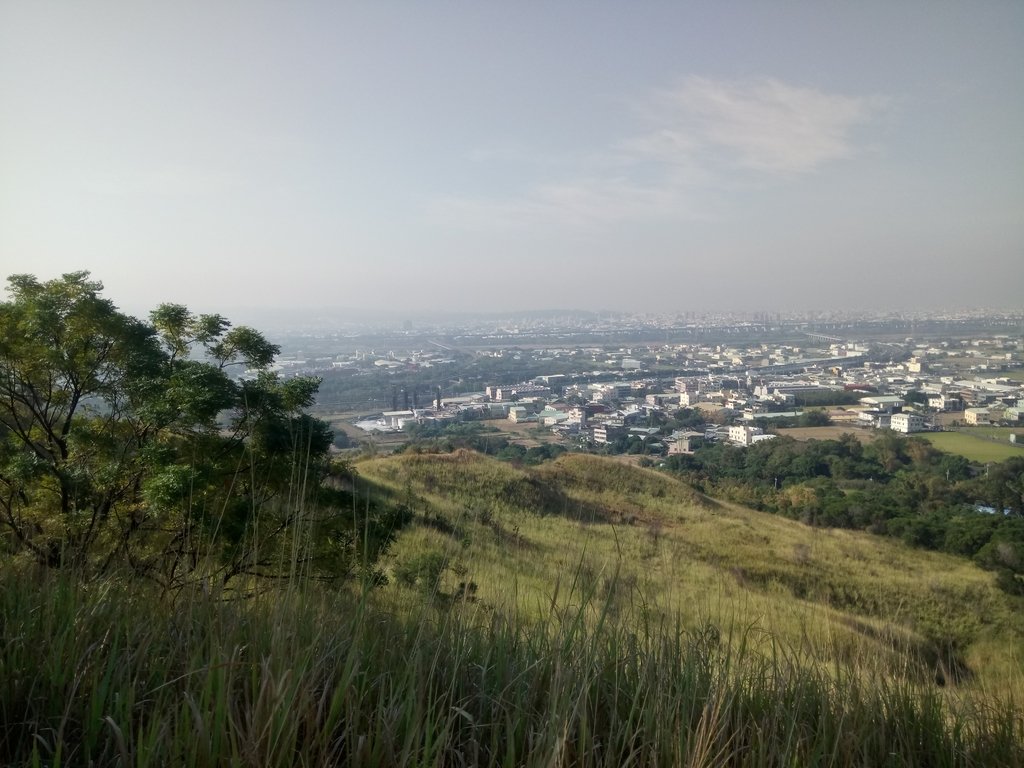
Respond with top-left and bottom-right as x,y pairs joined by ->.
924,431 -> 1024,462
962,425 -> 1024,440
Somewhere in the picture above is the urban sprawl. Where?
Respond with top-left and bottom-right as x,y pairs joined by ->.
264,312 -> 1024,457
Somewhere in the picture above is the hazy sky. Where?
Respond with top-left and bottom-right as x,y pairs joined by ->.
2,2 -> 1022,318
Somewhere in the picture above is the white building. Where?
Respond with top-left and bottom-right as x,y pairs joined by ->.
592,423 -> 625,444
859,395 -> 905,414
890,412 -> 925,433
928,394 -> 961,412
858,411 -> 892,429
728,425 -> 765,447
754,382 -> 833,399
492,383 -> 550,402
591,382 -> 631,402
675,377 -> 699,393
679,391 -> 702,407
380,410 -> 416,429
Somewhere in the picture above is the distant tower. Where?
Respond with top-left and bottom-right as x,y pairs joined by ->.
435,386 -> 443,410
402,388 -> 409,410
413,390 -> 419,409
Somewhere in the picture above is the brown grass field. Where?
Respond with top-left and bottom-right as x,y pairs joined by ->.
483,417 -> 564,447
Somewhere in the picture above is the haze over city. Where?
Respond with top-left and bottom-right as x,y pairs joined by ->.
1,1 -> 1022,318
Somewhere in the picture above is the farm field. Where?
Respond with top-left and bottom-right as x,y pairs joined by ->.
923,431 -> 1024,462
960,425 -> 1024,440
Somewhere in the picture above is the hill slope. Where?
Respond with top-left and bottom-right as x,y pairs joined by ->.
357,450 -> 1024,694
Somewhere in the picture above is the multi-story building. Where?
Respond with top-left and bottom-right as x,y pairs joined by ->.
890,412 -> 925,433
491,383 -> 550,401
928,394 -> 961,412
728,425 -> 764,447
964,407 -> 990,425
592,423 -> 625,444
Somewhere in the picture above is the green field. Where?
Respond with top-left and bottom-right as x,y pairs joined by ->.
924,430 -> 1024,462
961,425 -> 1024,440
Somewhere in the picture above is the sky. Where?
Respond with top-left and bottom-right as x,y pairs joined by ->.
1,1 -> 1022,319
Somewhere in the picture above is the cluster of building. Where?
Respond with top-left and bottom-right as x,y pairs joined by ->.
354,332 -> 1024,453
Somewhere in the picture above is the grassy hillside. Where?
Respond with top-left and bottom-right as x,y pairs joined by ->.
359,451 -> 1024,696
3,449 -> 1022,765
6,565 -> 1020,767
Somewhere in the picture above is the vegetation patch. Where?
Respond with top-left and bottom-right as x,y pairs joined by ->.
924,431 -> 1024,463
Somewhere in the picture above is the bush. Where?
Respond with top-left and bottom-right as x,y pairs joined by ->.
394,551 -> 447,592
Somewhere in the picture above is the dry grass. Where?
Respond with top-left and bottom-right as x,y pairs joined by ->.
358,451 -> 1024,702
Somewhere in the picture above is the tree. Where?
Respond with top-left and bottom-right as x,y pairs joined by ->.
0,272 -> 162,568
903,390 -> 928,406
0,272 -> 366,588
798,409 -> 832,427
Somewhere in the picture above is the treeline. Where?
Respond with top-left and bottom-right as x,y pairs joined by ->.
665,433 -> 1024,594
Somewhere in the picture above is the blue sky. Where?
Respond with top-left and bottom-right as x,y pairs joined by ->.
1,2 -> 1021,317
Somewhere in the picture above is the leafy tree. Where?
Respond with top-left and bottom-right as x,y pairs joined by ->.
669,408 -> 705,430
798,409 -> 832,427
903,390 -> 928,405
0,272 -> 381,588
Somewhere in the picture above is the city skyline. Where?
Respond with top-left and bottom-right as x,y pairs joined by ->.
1,2 -> 1022,318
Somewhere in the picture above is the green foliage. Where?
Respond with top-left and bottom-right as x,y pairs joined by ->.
397,421 -> 508,455
662,431 -> 1024,593
496,442 -> 568,465
799,409 -> 832,427
669,407 -> 705,430
904,390 -> 929,405
0,272 -> 402,589
393,550 -> 447,592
